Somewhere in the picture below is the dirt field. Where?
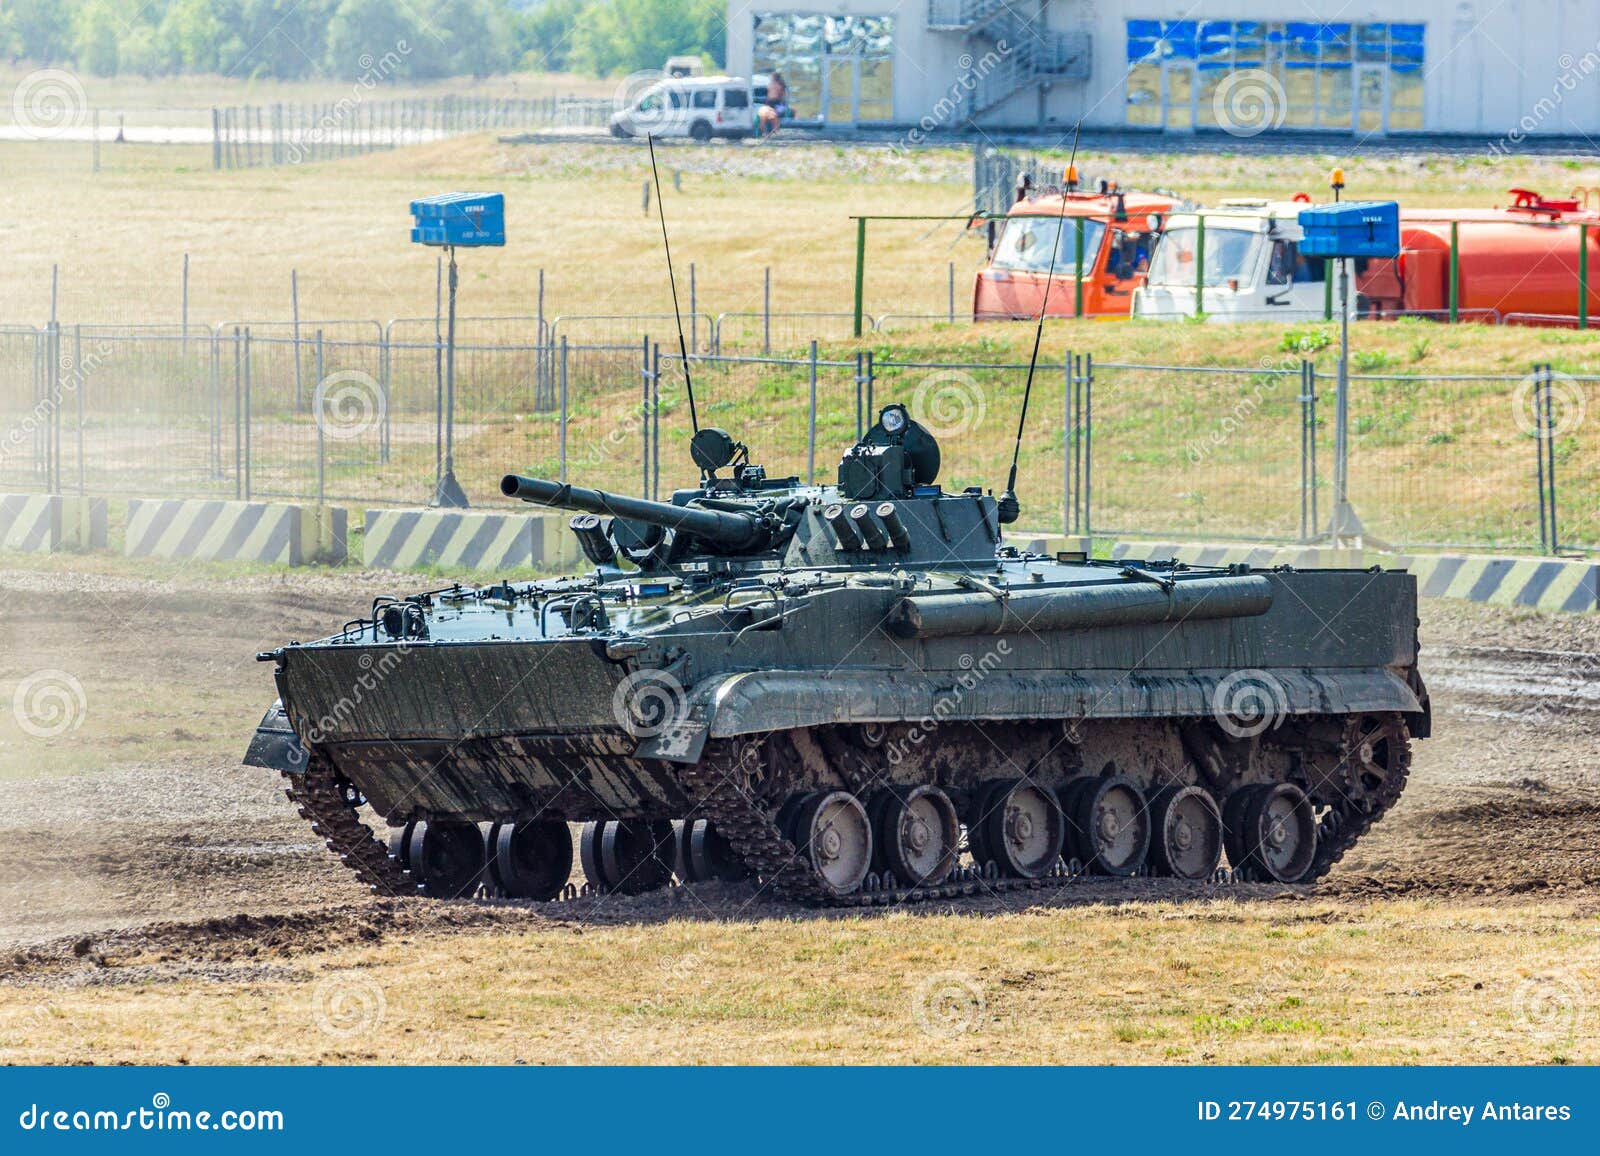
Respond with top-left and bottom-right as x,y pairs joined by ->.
0,559 -> 1595,1064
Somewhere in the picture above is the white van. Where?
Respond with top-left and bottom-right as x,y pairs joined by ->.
1132,200 -> 1355,321
610,76 -> 757,141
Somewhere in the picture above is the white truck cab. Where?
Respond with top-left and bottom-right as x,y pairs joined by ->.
610,75 -> 758,141
1132,200 -> 1354,321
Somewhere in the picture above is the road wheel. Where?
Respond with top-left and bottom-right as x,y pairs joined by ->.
1147,786 -> 1223,879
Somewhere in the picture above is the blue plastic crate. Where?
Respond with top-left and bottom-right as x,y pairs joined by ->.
409,191 -> 505,247
1297,200 -> 1399,259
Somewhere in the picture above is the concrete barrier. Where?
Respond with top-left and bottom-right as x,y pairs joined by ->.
1008,532 -> 1092,557
0,494 -> 107,553
363,509 -> 581,573
1111,540 -> 1599,614
125,499 -> 344,565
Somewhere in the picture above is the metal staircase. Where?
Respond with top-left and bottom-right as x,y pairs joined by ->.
928,0 -> 1091,117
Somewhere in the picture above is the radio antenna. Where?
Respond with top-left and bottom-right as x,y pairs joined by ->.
647,133 -> 700,434
999,120 -> 1081,525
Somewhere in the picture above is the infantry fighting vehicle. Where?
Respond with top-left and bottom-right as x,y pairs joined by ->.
247,407 -> 1430,906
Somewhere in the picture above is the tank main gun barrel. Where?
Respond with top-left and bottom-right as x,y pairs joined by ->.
500,474 -> 765,549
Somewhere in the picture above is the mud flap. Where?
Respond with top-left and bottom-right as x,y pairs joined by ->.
242,700 -> 310,774
635,719 -> 709,764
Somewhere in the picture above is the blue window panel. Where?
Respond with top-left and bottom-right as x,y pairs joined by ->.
1391,61 -> 1422,73
1321,60 -> 1352,70
1162,20 -> 1198,57
1197,60 -> 1233,71
1317,23 -> 1352,42
1284,61 -> 1318,70
1198,20 -> 1233,59
1128,19 -> 1161,38
1391,24 -> 1425,42
1127,35 -> 1159,63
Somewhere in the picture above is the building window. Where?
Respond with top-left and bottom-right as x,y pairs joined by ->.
752,13 -> 895,123
1125,21 -> 1425,133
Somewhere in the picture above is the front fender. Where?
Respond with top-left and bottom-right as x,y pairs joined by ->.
241,699 -> 309,774
690,667 -> 1423,739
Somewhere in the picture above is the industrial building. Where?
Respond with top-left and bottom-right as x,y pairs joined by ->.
724,1 -> 1600,138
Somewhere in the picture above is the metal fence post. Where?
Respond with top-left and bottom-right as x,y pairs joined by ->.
1073,217 -> 1085,318
559,335 -> 569,484
46,322 -> 60,495
1194,215 -> 1205,317
379,324 -> 390,463
865,349 -> 875,422
291,269 -> 303,411
232,327 -> 242,499
209,327 -> 221,481
243,327 -> 252,500
807,339 -> 818,484
764,266 -> 771,356
652,342 -> 662,500
315,329 -> 325,505
1448,222 -> 1460,323
1581,224 -> 1590,330
853,217 -> 867,337
1062,351 -> 1072,534
641,336 -> 652,498
854,352 -> 864,438
1534,363 -> 1559,554
1082,352 -> 1093,535
948,261 -> 956,322
73,325 -> 84,494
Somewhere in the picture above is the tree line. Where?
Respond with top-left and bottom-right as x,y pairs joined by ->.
1,0 -> 726,81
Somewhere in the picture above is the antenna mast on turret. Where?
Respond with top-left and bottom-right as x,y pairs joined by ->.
999,120 -> 1081,526
647,134 -> 700,434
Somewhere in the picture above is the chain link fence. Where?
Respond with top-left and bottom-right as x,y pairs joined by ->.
1,318 -> 1594,554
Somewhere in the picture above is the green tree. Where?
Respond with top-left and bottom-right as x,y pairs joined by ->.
160,0 -> 226,74
71,0 -> 121,76
516,0 -> 584,73
324,0 -> 415,79
571,0 -> 725,77
4,0 -> 78,64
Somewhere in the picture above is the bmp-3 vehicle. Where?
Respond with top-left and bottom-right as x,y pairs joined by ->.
247,408 -> 1430,907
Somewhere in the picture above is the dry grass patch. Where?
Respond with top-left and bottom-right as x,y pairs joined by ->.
2,899 -> 1592,1065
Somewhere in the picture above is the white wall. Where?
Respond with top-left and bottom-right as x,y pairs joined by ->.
728,0 -> 1600,136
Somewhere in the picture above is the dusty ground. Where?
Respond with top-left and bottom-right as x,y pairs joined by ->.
0,562 -> 1596,1063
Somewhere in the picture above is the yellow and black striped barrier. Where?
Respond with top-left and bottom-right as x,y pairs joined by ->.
125,498 -> 344,565
1007,532 -> 1092,557
363,509 -> 581,573
0,494 -> 106,553
1112,541 -> 1599,615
